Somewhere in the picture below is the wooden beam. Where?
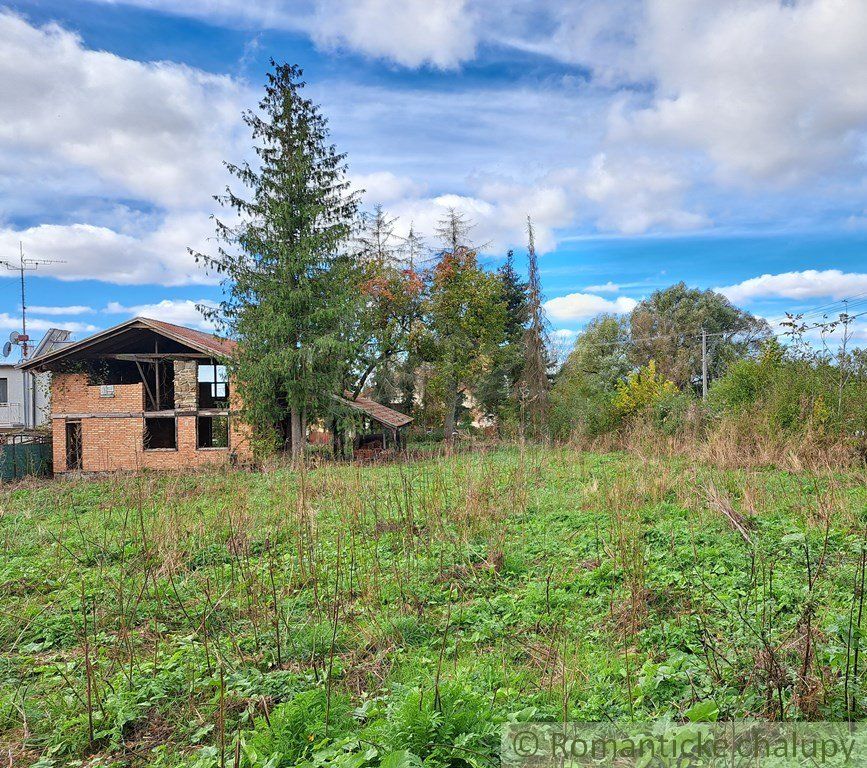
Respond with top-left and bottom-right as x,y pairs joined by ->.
106,353 -> 211,361
52,409 -> 231,419
134,360 -> 157,411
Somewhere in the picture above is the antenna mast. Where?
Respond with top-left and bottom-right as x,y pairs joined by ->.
1,241 -> 66,359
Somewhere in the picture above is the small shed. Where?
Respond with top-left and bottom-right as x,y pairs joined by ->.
333,393 -> 413,454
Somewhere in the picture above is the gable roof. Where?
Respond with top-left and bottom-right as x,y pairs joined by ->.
333,393 -> 413,429
143,319 -> 236,357
20,316 -> 235,370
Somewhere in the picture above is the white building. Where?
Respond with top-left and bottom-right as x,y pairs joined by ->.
0,329 -> 70,431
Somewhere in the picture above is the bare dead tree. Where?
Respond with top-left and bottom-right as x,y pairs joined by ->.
435,207 -> 474,254
402,222 -> 427,271
357,204 -> 400,266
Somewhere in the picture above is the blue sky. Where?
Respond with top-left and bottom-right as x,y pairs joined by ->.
1,0 -> 867,359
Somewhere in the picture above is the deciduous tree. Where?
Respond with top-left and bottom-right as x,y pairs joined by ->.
630,282 -> 769,390
421,231 -> 507,447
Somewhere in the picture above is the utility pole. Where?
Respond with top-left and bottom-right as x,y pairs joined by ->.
701,328 -> 708,401
1,242 -> 65,360
1,242 -> 65,430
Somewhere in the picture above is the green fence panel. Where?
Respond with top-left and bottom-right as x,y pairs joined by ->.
0,442 -> 52,481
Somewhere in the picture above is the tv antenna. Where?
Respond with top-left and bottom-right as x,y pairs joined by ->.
0,242 -> 66,359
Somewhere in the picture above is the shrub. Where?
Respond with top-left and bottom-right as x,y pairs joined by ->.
652,390 -> 698,436
550,383 -> 618,441
614,361 -> 678,418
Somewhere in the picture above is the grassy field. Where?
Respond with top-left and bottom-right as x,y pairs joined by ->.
2,446 -> 867,767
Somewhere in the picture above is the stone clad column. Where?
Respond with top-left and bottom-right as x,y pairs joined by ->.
174,360 -> 198,411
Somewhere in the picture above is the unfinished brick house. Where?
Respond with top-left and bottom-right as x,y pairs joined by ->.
21,317 -> 252,473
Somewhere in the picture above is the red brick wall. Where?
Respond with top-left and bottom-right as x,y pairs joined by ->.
52,373 -> 144,414
51,372 -> 253,473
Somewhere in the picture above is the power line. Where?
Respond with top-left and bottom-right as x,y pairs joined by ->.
566,302 -> 867,352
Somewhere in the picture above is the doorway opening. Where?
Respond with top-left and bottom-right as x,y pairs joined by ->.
65,420 -> 82,470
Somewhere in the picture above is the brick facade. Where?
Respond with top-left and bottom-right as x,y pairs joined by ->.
51,372 -> 252,473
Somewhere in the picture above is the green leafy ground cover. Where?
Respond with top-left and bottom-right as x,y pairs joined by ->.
2,447 -> 866,766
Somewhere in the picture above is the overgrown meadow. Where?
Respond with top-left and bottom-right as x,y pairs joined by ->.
2,446 -> 867,766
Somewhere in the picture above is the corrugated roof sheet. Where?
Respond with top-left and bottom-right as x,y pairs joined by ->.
334,393 -> 413,429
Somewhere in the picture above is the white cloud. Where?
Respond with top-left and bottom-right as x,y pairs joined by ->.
611,0 -> 867,186
0,11 -> 247,286
27,305 -> 94,316
7,0 -> 867,303
578,153 -> 708,234
0,312 -> 97,334
716,270 -> 867,304
0,11 -> 246,209
0,218 -> 219,286
89,0 -> 478,69
551,328 -> 578,340
312,0 -> 477,69
584,281 -> 620,293
382,180 -> 572,255
353,171 -> 427,205
544,292 -> 637,322
103,299 -> 219,331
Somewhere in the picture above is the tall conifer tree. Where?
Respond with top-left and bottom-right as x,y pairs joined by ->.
518,217 -> 551,439
194,62 -> 359,457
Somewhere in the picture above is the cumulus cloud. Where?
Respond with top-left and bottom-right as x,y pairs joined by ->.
584,282 -> 620,293
312,0 -> 477,69
104,299 -> 220,330
611,0 -> 867,186
0,12 -> 251,286
89,0 -> 478,69
0,218 -> 219,286
8,0 -> 867,303
353,171 -> 427,205
0,11 -> 246,209
0,312 -> 97,334
578,154 -> 708,234
716,270 -> 867,304
544,292 -> 637,322
382,180 -> 572,255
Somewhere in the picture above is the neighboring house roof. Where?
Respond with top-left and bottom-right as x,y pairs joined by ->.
333,393 -> 413,429
30,328 -> 72,359
20,316 -> 235,370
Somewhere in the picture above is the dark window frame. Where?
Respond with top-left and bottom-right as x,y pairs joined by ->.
143,416 -> 177,451
196,414 -> 230,450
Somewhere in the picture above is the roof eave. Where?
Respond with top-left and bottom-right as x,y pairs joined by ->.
20,316 -> 230,371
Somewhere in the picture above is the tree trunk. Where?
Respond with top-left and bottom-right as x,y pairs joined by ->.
443,380 -> 458,452
331,417 -> 342,459
290,406 -> 303,461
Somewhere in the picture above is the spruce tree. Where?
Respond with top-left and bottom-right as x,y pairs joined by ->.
194,62 -> 359,458
476,249 -> 528,423
518,217 -> 552,440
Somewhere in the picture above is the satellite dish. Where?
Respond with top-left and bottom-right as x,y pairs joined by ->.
9,331 -> 20,344
2,342 -> 11,358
